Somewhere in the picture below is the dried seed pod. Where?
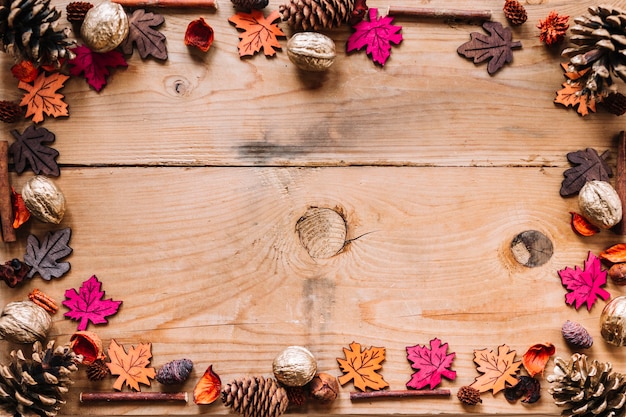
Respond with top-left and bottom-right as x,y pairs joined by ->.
287,32 -> 336,72
308,372 -> 339,403
600,296 -> 626,346
70,331 -> 105,365
457,385 -> 481,405
156,358 -> 193,385
21,176 -> 66,224
578,180 -> 622,229
609,263 -> 626,285
184,18 -> 214,52
562,320 -> 593,350
273,346 -> 317,387
0,301 -> 52,344
80,0 -> 129,53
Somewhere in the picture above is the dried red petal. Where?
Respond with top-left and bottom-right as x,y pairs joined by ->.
184,17 -> 214,52
600,243 -> 626,264
522,342 -> 555,378
11,61 -> 39,83
570,212 -> 600,237
193,365 -> 221,404
11,188 -> 30,229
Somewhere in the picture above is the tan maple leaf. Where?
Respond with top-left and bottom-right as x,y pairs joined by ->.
106,339 -> 156,391
469,344 -> 522,394
228,9 -> 285,57
18,72 -> 69,124
337,341 -> 389,392
555,82 -> 596,117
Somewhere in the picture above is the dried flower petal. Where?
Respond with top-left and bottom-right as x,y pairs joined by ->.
522,342 -> 555,377
600,243 -> 626,264
184,17 -> 214,52
11,188 -> 30,228
570,212 -> 600,237
537,11 -> 569,46
11,61 -> 38,83
504,376 -> 541,404
193,365 -> 221,404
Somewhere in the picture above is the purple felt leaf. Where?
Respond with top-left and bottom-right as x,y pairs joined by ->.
406,338 -> 456,390
63,275 -> 122,331
347,8 -> 402,66
24,228 -> 72,280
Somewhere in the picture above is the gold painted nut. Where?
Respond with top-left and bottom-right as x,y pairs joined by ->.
272,346 -> 317,387
287,32 -> 336,72
21,176 -> 66,224
81,1 -> 129,53
578,180 -> 622,229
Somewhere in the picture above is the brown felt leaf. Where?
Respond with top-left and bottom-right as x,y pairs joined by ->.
119,9 -> 167,60
337,341 -> 389,392
9,125 -> 60,176
456,21 -> 522,75
18,72 -> 69,124
106,339 -> 156,391
560,148 -> 612,197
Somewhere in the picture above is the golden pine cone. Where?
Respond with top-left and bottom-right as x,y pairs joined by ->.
503,0 -> 527,25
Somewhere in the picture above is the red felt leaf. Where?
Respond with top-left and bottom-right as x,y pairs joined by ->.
63,275 -> 122,331
69,45 -> 128,92
347,7 -> 402,66
406,338 -> 456,390
558,251 -> 610,311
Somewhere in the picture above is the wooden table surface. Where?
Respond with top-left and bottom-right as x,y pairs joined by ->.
1,0 -> 626,415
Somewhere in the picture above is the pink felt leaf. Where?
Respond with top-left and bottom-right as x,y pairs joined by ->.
558,251 -> 610,311
406,338 -> 456,390
347,7 -> 402,66
69,45 -> 128,92
63,275 -> 122,331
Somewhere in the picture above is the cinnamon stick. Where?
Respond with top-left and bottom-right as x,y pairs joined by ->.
113,0 -> 217,8
350,389 -> 451,400
80,392 -> 188,402
616,131 -> 626,234
386,6 -> 491,22
0,141 -> 15,243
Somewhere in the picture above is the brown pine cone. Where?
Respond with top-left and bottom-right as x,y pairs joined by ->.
603,92 -> 626,116
66,1 -> 94,25
457,385 -> 481,406
562,320 -> 593,349
86,359 -> 109,381
231,0 -> 268,10
0,100 -> 23,123
503,0 -> 527,25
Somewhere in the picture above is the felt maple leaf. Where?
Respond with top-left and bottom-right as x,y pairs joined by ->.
228,9 -> 285,57
18,72 -> 69,123
560,148 -> 611,197
558,251 -> 610,311
337,341 -> 389,391
406,338 -> 456,390
63,275 -> 122,331
347,8 -> 402,66
24,228 -> 72,280
555,82 -> 596,117
69,45 -> 128,92
469,344 -> 522,394
119,9 -> 167,60
9,125 -> 60,176
106,339 -> 156,391
457,21 -> 522,75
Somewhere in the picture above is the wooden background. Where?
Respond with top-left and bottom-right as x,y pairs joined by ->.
2,0 -> 626,415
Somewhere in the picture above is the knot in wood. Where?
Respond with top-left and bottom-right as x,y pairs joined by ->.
296,207 -> 347,259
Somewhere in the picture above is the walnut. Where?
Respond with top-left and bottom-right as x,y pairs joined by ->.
272,346 -> 317,387
0,301 -> 52,343
578,180 -> 622,229
21,176 -> 66,224
286,32 -> 336,72
80,0 -> 129,53
600,295 -> 626,346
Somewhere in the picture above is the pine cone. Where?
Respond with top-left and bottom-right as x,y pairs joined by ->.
0,100 -> 23,123
562,320 -> 594,349
221,376 -> 289,417
0,258 -> 30,287
603,92 -> 626,116
457,385 -> 481,406
66,1 -> 93,25
0,0 -> 75,66
279,0 -> 354,30
503,0 -> 527,25
231,0 -> 268,10
86,359 -> 109,381
0,340 -> 81,417
548,353 -> 626,417
537,11 -> 569,46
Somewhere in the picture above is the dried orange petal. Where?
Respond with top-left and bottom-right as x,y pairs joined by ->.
570,212 -> 600,237
193,365 -> 221,405
11,61 -> 38,83
522,342 -> 555,378
11,188 -> 30,229
600,243 -> 626,264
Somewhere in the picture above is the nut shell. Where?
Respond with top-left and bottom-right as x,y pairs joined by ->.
287,32 -> 336,72
0,301 -> 52,343
578,180 -> 622,229
81,1 -> 129,53
273,346 -> 317,387
309,373 -> 339,403
600,295 -> 626,346
21,176 -> 66,224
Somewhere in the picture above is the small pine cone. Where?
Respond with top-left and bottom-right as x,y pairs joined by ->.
87,359 -> 110,381
156,358 -> 193,385
0,100 -> 24,123
503,0 -> 527,25
284,385 -> 307,408
66,1 -> 94,24
221,376 -> 289,417
279,0 -> 355,30
603,92 -> 626,116
562,320 -> 593,350
537,11 -> 569,46
457,386 -> 481,406
231,0 -> 268,10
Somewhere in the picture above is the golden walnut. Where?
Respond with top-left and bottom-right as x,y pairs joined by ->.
578,180 -> 622,229
21,176 -> 66,224
80,1 -> 129,53
272,346 -> 317,387
600,295 -> 626,346
287,32 -> 336,72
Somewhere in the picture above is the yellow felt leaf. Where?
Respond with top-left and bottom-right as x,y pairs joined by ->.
18,72 -> 69,123
469,344 -> 521,394
106,339 -> 156,391
337,341 -> 389,392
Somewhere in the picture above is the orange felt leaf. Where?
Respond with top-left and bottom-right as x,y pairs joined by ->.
11,188 -> 30,229
560,62 -> 590,81
600,243 -> 626,264
337,341 -> 389,392
469,344 -> 522,394
193,365 -> 221,404
570,212 -> 600,237
19,72 -> 69,124
106,339 -> 156,391
522,342 -> 555,377
228,9 -> 285,57
554,82 -> 596,117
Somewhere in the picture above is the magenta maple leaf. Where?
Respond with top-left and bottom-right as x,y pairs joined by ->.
347,7 -> 402,66
69,45 -> 128,92
406,338 -> 456,390
63,275 -> 122,331
558,251 -> 610,311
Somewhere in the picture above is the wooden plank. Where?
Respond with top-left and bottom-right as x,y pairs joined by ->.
0,166 -> 619,416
